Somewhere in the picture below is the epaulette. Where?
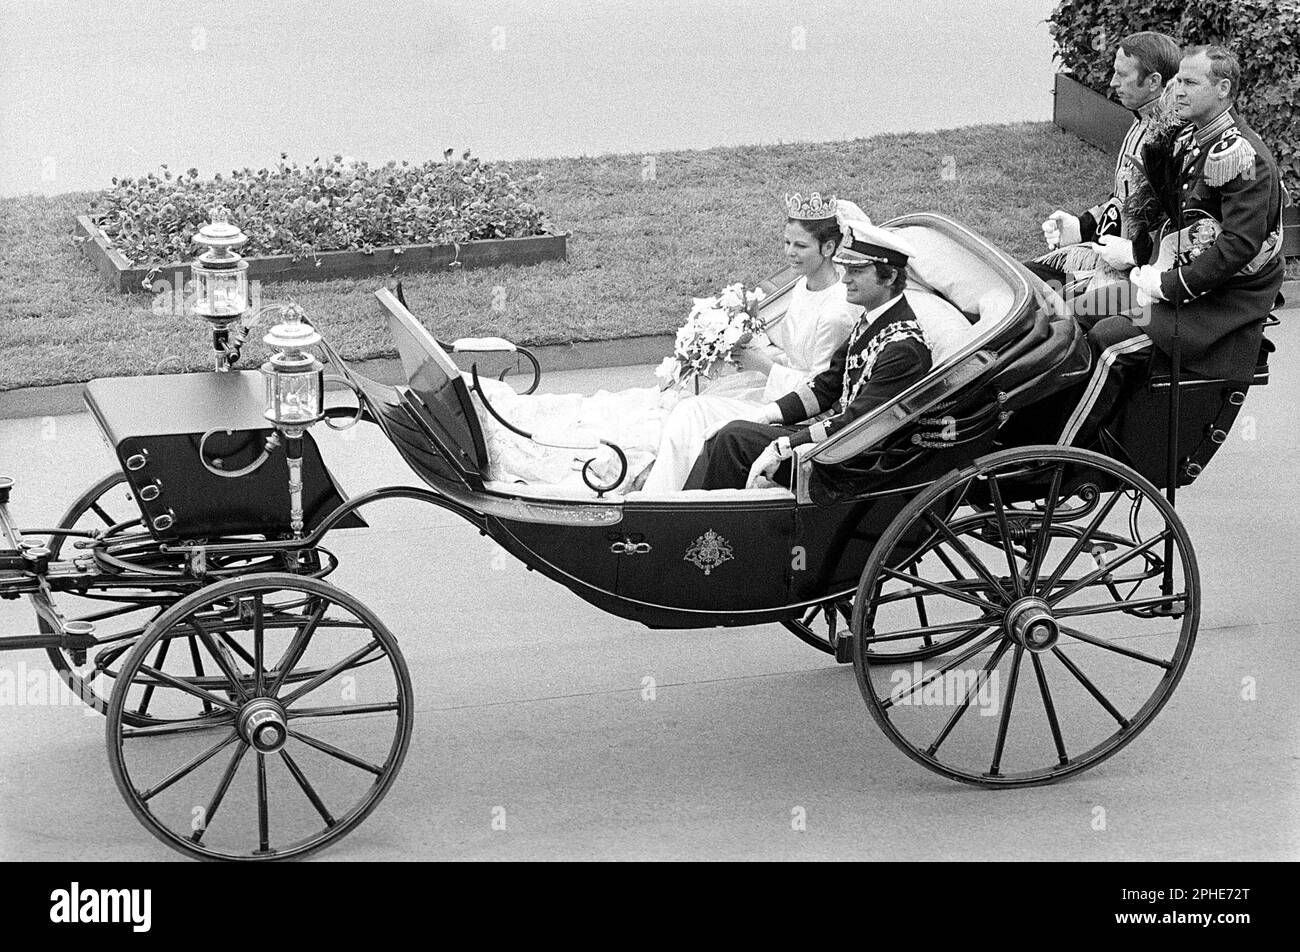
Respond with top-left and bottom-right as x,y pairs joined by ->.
1203,129 -> 1257,187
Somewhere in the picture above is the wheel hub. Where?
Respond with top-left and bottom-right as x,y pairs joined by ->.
238,698 -> 288,753
1005,597 -> 1059,652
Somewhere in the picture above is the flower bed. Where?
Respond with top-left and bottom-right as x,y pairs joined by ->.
78,152 -> 567,292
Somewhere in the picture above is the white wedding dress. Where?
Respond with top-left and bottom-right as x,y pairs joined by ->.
639,276 -> 860,492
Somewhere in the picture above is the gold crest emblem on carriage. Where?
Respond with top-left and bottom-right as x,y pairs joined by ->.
684,530 -> 734,575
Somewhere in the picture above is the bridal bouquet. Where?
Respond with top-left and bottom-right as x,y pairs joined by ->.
655,283 -> 768,390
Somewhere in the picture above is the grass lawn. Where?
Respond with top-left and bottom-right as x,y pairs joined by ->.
0,121 -> 1209,390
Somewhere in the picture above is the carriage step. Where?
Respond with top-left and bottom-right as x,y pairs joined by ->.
833,636 -> 854,664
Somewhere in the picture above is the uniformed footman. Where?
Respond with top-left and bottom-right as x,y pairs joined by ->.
1061,44 -> 1288,447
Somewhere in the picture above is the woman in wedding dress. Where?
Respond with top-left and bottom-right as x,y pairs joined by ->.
637,195 -> 862,492
472,195 -> 865,493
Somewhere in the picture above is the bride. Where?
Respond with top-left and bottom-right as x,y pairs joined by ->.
472,193 -> 866,493
637,194 -> 862,491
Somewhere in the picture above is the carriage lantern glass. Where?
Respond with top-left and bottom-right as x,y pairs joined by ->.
191,216 -> 250,325
191,214 -> 251,371
261,306 -> 324,430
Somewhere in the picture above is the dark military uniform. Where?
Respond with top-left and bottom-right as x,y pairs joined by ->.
684,296 -> 932,489
1060,108 -> 1286,446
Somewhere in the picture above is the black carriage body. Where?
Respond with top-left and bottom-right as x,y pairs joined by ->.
346,217 -> 1084,630
84,372 -> 362,541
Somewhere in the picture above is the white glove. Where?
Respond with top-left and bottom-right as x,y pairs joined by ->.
1129,265 -> 1167,306
1042,210 -> 1082,249
1095,235 -> 1135,269
745,443 -> 783,489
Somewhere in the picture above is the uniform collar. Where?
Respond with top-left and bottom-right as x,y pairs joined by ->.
1132,96 -> 1161,121
858,294 -> 905,332
1192,108 -> 1235,146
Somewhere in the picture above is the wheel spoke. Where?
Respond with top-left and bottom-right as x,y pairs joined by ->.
122,714 -> 237,739
187,634 -> 214,716
280,640 -> 382,707
288,728 -> 384,776
1039,490 -> 1124,595
1048,530 -> 1171,606
986,475 -> 1024,599
926,639 -> 1010,756
865,613 -> 1003,645
287,702 -> 401,719
137,663 -> 241,713
90,502 -> 115,526
280,749 -> 337,828
1053,593 -> 1186,618
1022,464 -> 1065,588
988,645 -> 1024,776
268,599 -> 330,697
1031,653 -> 1069,766
133,636 -> 172,718
879,629 -> 1002,710
1060,625 -> 1174,670
256,753 -> 270,854
140,731 -> 240,801
1049,646 -> 1130,728
923,511 -> 1010,604
880,565 -> 1001,611
193,624 -> 253,704
191,741 -> 249,844
253,595 -> 265,698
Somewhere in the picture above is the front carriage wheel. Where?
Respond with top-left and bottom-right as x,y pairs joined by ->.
106,573 -> 414,860
852,447 -> 1199,787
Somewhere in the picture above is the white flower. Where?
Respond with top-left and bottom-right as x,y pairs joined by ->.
717,286 -> 744,311
655,356 -> 680,384
720,323 -> 743,347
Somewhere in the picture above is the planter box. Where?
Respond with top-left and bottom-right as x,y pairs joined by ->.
75,215 -> 569,294
1052,72 -> 1298,257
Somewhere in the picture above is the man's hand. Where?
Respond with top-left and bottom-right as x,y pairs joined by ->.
1129,265 -> 1167,306
1042,210 -> 1082,249
745,442 -> 783,488
1095,235 -> 1135,269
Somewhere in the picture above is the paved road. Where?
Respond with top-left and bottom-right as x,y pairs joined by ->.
1,0 -> 1058,196
0,343 -> 1296,861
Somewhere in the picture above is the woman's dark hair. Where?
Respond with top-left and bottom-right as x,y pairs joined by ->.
787,216 -> 841,255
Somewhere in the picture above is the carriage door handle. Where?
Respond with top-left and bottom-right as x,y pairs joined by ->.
610,535 -> 652,555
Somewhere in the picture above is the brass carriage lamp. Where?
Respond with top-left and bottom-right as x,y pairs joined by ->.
192,215 -> 250,370
262,307 -> 324,430
262,305 -> 324,536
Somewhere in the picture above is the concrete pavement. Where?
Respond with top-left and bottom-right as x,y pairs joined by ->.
0,339 -> 1297,861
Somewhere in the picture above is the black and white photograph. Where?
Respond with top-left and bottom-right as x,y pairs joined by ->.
0,0 -> 1295,895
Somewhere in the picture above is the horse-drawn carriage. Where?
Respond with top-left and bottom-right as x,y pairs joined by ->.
0,213 -> 1276,859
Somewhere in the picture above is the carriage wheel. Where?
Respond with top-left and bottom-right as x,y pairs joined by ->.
106,573 -> 413,860
852,446 -> 1199,787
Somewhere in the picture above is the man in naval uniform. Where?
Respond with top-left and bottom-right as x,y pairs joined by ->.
1059,44 -> 1287,447
683,221 -> 932,490
1029,31 -> 1182,290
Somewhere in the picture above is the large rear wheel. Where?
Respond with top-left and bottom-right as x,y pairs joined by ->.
853,447 -> 1199,787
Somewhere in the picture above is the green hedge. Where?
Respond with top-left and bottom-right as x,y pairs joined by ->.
1049,0 -> 1300,194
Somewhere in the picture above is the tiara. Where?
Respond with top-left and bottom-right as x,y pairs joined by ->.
784,191 -> 837,221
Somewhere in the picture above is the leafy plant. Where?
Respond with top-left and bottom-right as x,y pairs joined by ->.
1049,0 -> 1300,193
87,150 -> 554,266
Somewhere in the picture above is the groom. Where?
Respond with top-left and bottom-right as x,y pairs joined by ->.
683,221 -> 932,490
